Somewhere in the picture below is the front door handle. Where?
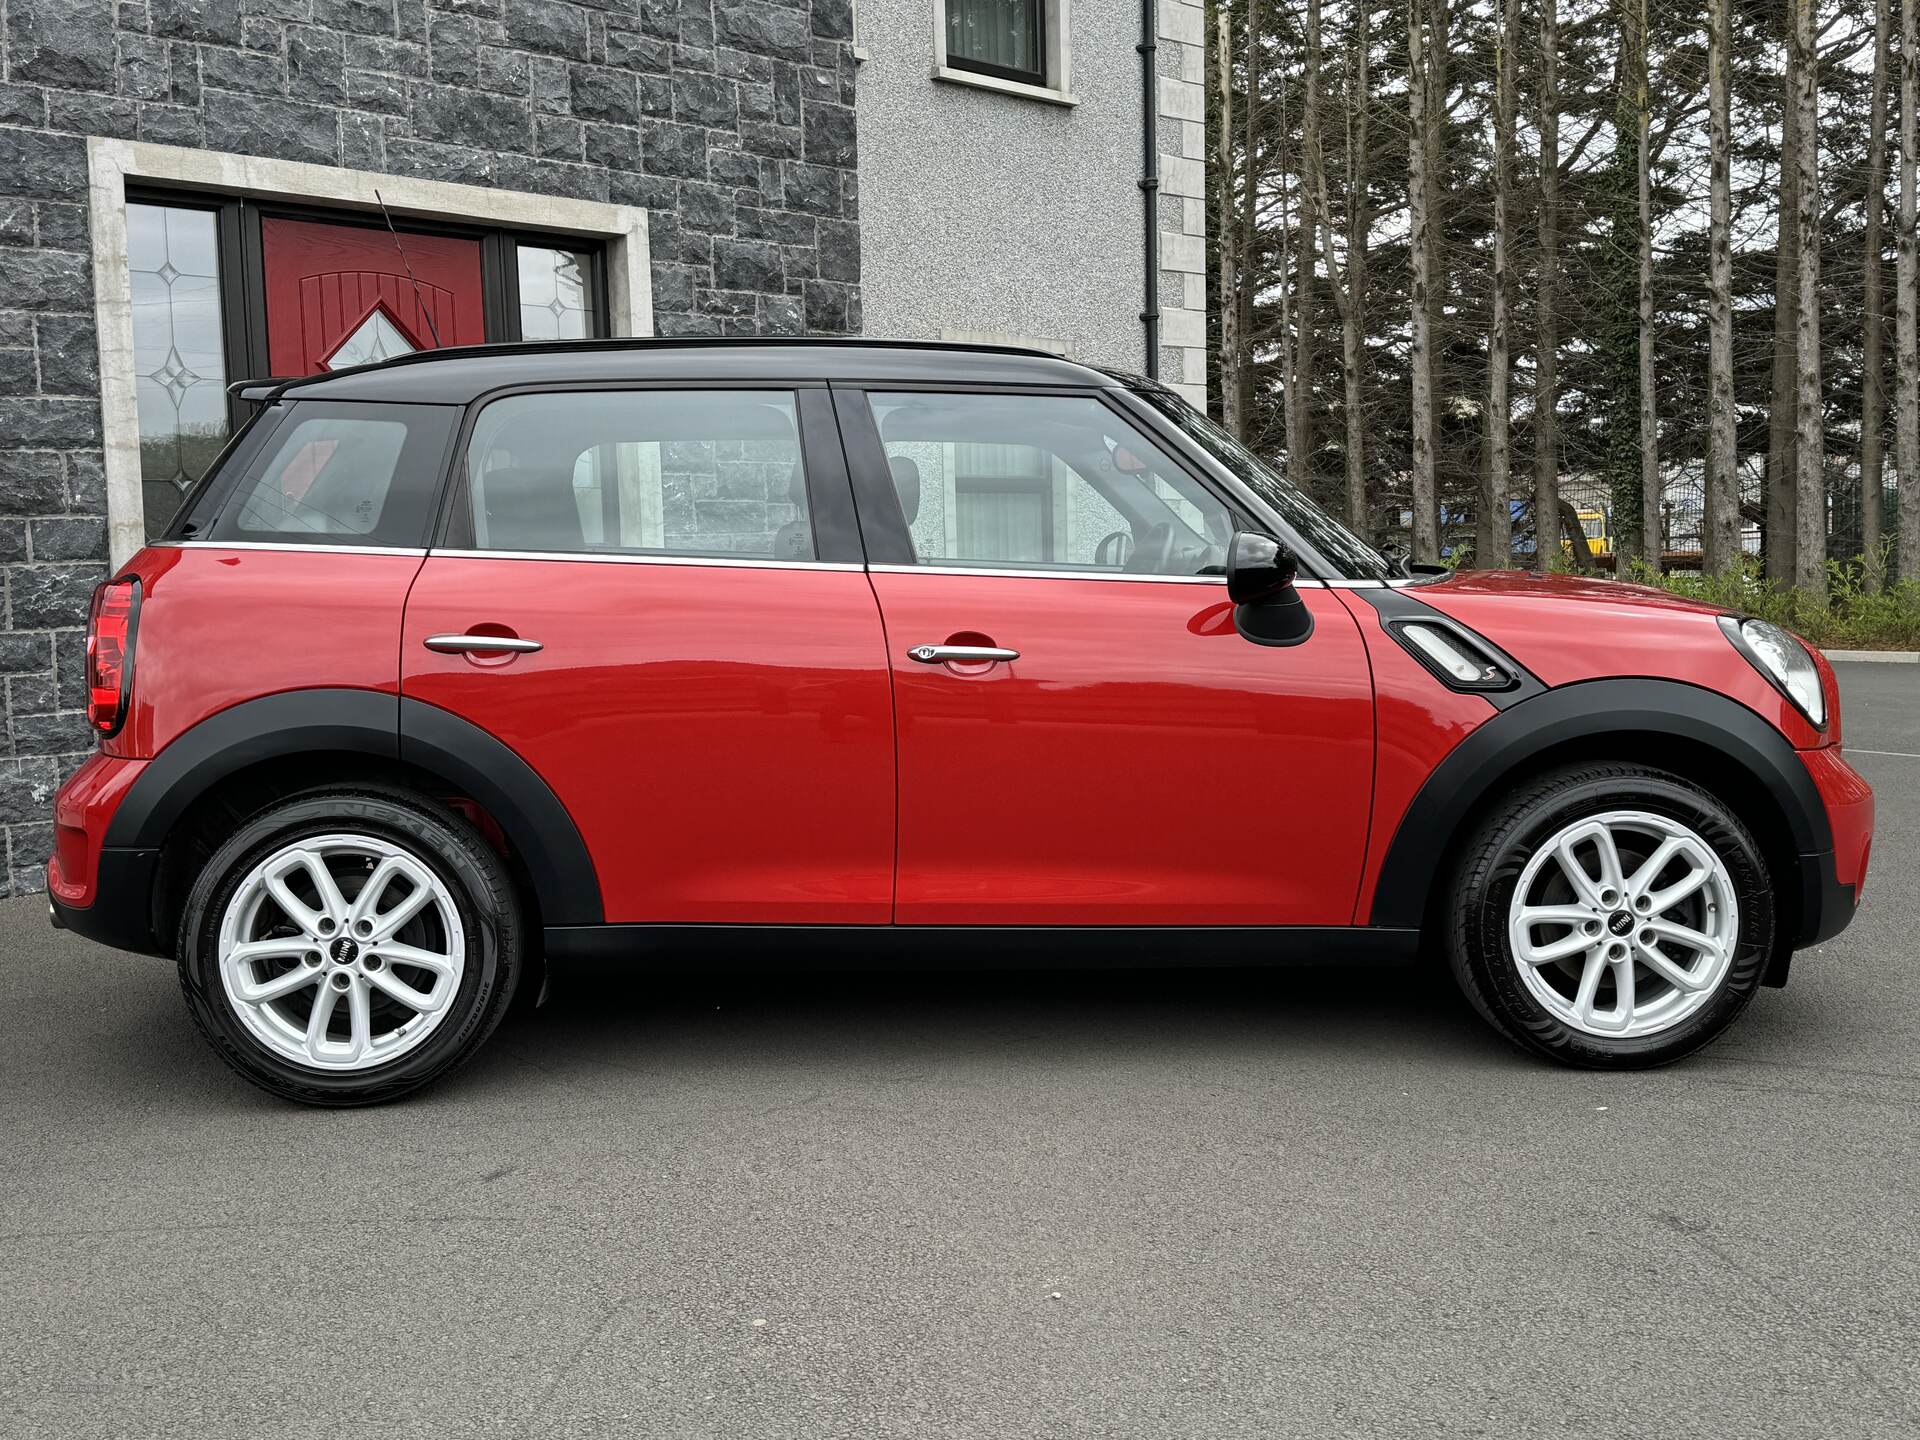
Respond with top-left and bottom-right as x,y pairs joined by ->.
424,633 -> 543,654
907,644 -> 1019,665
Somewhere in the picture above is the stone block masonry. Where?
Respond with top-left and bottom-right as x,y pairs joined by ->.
0,0 -> 864,896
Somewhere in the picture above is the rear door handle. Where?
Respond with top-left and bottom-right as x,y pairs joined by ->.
908,644 -> 1019,664
424,633 -> 543,654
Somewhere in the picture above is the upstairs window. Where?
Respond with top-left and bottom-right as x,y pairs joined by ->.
945,0 -> 1046,88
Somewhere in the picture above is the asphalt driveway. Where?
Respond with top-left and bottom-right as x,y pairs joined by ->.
2,664 -> 1916,1439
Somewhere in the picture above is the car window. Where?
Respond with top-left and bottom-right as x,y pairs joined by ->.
1129,383 -> 1397,582
463,390 -> 811,561
867,392 -> 1233,576
204,401 -> 456,547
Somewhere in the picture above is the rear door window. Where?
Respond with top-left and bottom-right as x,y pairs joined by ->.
456,389 -> 812,561
198,401 -> 456,547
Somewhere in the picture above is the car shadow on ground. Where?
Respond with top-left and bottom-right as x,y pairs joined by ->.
467,951 -> 1521,1092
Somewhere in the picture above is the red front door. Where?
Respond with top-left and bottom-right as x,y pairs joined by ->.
872,574 -> 1376,925
260,216 -> 484,375
839,384 -> 1377,928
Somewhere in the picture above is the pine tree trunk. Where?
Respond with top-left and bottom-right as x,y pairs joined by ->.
1790,0 -> 1825,603
1603,14 -> 1642,573
1862,0 -> 1891,588
1705,0 -> 1740,576
1213,5 -> 1241,435
1533,0 -> 1562,569
1276,61 -> 1295,471
1635,0 -> 1660,572
1482,0 -> 1514,569
1236,0 -> 1260,436
1425,0 -> 1451,547
1767,47 -> 1801,586
1408,0 -> 1438,563
1342,0 -> 1370,539
1900,0 -> 1920,583
1292,0 -> 1321,490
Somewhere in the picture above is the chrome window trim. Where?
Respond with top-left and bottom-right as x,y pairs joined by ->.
867,563 -> 1228,585
150,540 -> 1394,586
428,548 -> 866,572
157,540 -> 430,557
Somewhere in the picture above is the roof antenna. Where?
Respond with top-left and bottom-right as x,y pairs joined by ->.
373,188 -> 442,349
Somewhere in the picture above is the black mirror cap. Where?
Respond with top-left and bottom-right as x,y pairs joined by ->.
1226,531 -> 1299,605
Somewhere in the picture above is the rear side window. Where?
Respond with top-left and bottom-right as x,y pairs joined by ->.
198,401 -> 456,547
458,389 -> 812,560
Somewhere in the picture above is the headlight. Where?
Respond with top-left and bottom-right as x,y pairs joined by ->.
1719,616 -> 1825,728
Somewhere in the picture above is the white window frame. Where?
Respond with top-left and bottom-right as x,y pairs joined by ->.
87,139 -> 654,567
931,0 -> 1077,108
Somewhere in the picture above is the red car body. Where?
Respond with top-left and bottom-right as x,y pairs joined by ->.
49,341 -> 1870,994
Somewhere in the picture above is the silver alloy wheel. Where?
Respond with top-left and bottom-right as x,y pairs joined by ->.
1506,810 -> 1739,1039
217,834 -> 466,1072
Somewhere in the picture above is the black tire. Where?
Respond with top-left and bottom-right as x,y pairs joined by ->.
1446,761 -> 1774,1068
176,784 -> 523,1106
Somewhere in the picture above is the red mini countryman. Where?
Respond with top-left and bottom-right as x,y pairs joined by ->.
48,340 -> 1873,1105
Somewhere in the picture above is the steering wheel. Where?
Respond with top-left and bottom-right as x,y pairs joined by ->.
1094,529 -> 1134,568
1126,522 -> 1176,575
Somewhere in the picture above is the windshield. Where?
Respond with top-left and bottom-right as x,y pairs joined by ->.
1131,385 -> 1397,582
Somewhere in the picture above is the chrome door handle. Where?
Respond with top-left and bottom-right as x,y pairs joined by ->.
907,644 -> 1019,664
424,633 -> 543,654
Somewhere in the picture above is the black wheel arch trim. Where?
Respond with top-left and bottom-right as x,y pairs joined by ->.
101,688 -> 603,929
1368,676 -> 1837,941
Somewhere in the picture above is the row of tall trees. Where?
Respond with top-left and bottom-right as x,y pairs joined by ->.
1206,0 -> 1920,600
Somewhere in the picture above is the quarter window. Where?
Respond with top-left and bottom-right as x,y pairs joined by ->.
868,392 -> 1233,577
463,391 -> 812,561
201,401 -> 457,547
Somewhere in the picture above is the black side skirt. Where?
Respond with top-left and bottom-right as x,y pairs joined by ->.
541,924 -> 1422,970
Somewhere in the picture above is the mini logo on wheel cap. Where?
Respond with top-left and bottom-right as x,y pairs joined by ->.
329,936 -> 360,964
1608,911 -> 1634,937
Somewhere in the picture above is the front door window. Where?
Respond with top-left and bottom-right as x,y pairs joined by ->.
867,391 -> 1234,576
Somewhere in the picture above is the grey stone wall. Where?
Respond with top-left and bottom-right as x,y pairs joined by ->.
0,0 -> 863,896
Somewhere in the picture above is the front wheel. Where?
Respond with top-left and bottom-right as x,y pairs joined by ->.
1447,762 -> 1774,1068
176,785 -> 523,1105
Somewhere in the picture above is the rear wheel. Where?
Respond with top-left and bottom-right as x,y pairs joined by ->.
176,786 -> 522,1105
1447,762 -> 1774,1068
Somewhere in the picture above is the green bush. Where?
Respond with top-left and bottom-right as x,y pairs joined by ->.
1619,558 -> 1920,652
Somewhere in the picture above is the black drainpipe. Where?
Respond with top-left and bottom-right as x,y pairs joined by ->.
1138,0 -> 1160,379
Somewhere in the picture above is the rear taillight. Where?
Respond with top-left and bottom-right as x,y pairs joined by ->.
85,577 -> 140,737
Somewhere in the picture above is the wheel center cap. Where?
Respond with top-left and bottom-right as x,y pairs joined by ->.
1608,911 -> 1634,937
328,936 -> 360,964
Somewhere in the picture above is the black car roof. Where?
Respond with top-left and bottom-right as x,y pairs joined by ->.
240,337 -> 1136,405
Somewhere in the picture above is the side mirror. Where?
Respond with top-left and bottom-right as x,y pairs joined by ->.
1226,530 -> 1314,648
1226,531 -> 1299,605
